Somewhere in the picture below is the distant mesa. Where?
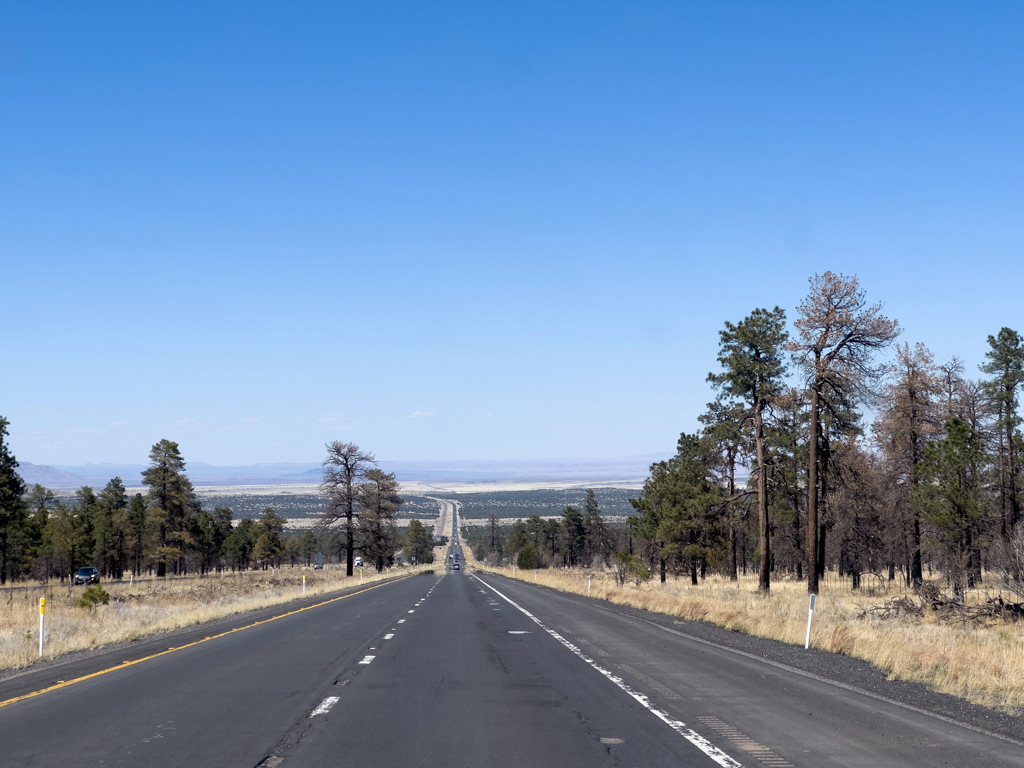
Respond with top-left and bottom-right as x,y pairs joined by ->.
19,455 -> 668,490
17,463 -> 89,488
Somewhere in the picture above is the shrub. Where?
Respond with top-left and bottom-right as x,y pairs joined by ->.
517,546 -> 540,570
77,585 -> 111,609
611,551 -> 651,587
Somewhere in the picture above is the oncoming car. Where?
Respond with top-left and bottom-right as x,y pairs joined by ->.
451,562 -> 460,572
74,567 -> 100,585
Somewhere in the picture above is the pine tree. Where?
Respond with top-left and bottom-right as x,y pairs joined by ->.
356,470 -> 401,572
708,307 -> 789,592
980,327 -> 1024,540
320,442 -> 377,576
0,416 -> 27,584
789,273 -> 900,593
141,440 -> 198,576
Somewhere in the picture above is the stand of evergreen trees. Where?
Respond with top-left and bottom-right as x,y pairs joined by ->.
629,273 -> 1024,599
0,435 -> 418,583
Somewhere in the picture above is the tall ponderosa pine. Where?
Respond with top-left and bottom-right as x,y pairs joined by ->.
873,343 -> 941,586
357,468 -> 402,572
708,307 -> 789,592
141,439 -> 199,576
789,272 -> 900,594
582,489 -> 611,567
980,327 -> 1024,541
319,441 -> 376,576
561,506 -> 585,566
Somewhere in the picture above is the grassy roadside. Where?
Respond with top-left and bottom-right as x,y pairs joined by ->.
473,564 -> 1024,713
0,565 -> 430,672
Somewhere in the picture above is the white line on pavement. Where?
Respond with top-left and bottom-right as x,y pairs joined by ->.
310,697 -> 340,717
384,633 -> 395,640
472,575 -> 743,768
358,655 -> 376,665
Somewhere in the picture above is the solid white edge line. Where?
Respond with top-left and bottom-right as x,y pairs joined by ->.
310,696 -> 340,717
472,574 -> 743,768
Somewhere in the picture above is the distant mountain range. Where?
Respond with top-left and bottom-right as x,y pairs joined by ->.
16,455 -> 669,489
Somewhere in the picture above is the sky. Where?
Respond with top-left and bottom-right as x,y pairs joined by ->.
2,1 -> 1023,466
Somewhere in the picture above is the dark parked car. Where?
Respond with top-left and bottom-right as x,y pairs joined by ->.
74,567 -> 100,585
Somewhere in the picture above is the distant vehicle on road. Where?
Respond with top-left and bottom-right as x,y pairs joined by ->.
354,556 -> 364,568
74,567 -> 100,585
313,563 -> 323,570
452,563 -> 460,571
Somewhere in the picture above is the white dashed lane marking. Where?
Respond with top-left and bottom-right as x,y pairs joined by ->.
398,619 -> 406,624
358,655 -> 376,665
310,697 -> 339,717
384,633 -> 395,640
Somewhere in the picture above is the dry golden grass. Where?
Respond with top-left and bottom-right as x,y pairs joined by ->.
475,565 -> 1024,712
0,564 -> 429,673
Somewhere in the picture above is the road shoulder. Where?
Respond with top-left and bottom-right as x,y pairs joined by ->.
483,572 -> 1024,745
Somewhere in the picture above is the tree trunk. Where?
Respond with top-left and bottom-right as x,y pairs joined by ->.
755,399 -> 771,592
345,474 -> 354,576
807,382 -> 820,594
1008,408 -> 1020,531
729,524 -> 738,581
911,515 -> 923,586
817,523 -> 827,580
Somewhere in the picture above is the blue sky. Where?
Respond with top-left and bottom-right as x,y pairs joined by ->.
2,1 -> 1023,465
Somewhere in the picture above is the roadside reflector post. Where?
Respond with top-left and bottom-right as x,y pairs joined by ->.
804,593 -> 816,649
129,572 -> 133,588
39,597 -> 45,656
303,575 -> 306,596
588,574 -> 592,596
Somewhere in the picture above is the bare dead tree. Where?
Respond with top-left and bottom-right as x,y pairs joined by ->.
789,272 -> 901,594
320,441 -> 377,576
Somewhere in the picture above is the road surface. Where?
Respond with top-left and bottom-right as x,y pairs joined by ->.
0,502 -> 1021,767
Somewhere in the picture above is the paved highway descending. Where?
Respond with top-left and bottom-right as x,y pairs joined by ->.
1,501 -> 1022,767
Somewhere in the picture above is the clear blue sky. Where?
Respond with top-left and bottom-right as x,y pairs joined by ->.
2,2 -> 1023,466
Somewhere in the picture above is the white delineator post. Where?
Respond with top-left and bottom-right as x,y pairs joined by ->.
588,574 -> 592,595
303,575 -> 306,596
39,597 -> 45,656
804,593 -> 816,649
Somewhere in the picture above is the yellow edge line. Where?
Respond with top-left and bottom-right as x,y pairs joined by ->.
0,575 -> 412,710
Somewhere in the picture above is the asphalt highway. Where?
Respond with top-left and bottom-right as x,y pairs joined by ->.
1,507 -> 1022,766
